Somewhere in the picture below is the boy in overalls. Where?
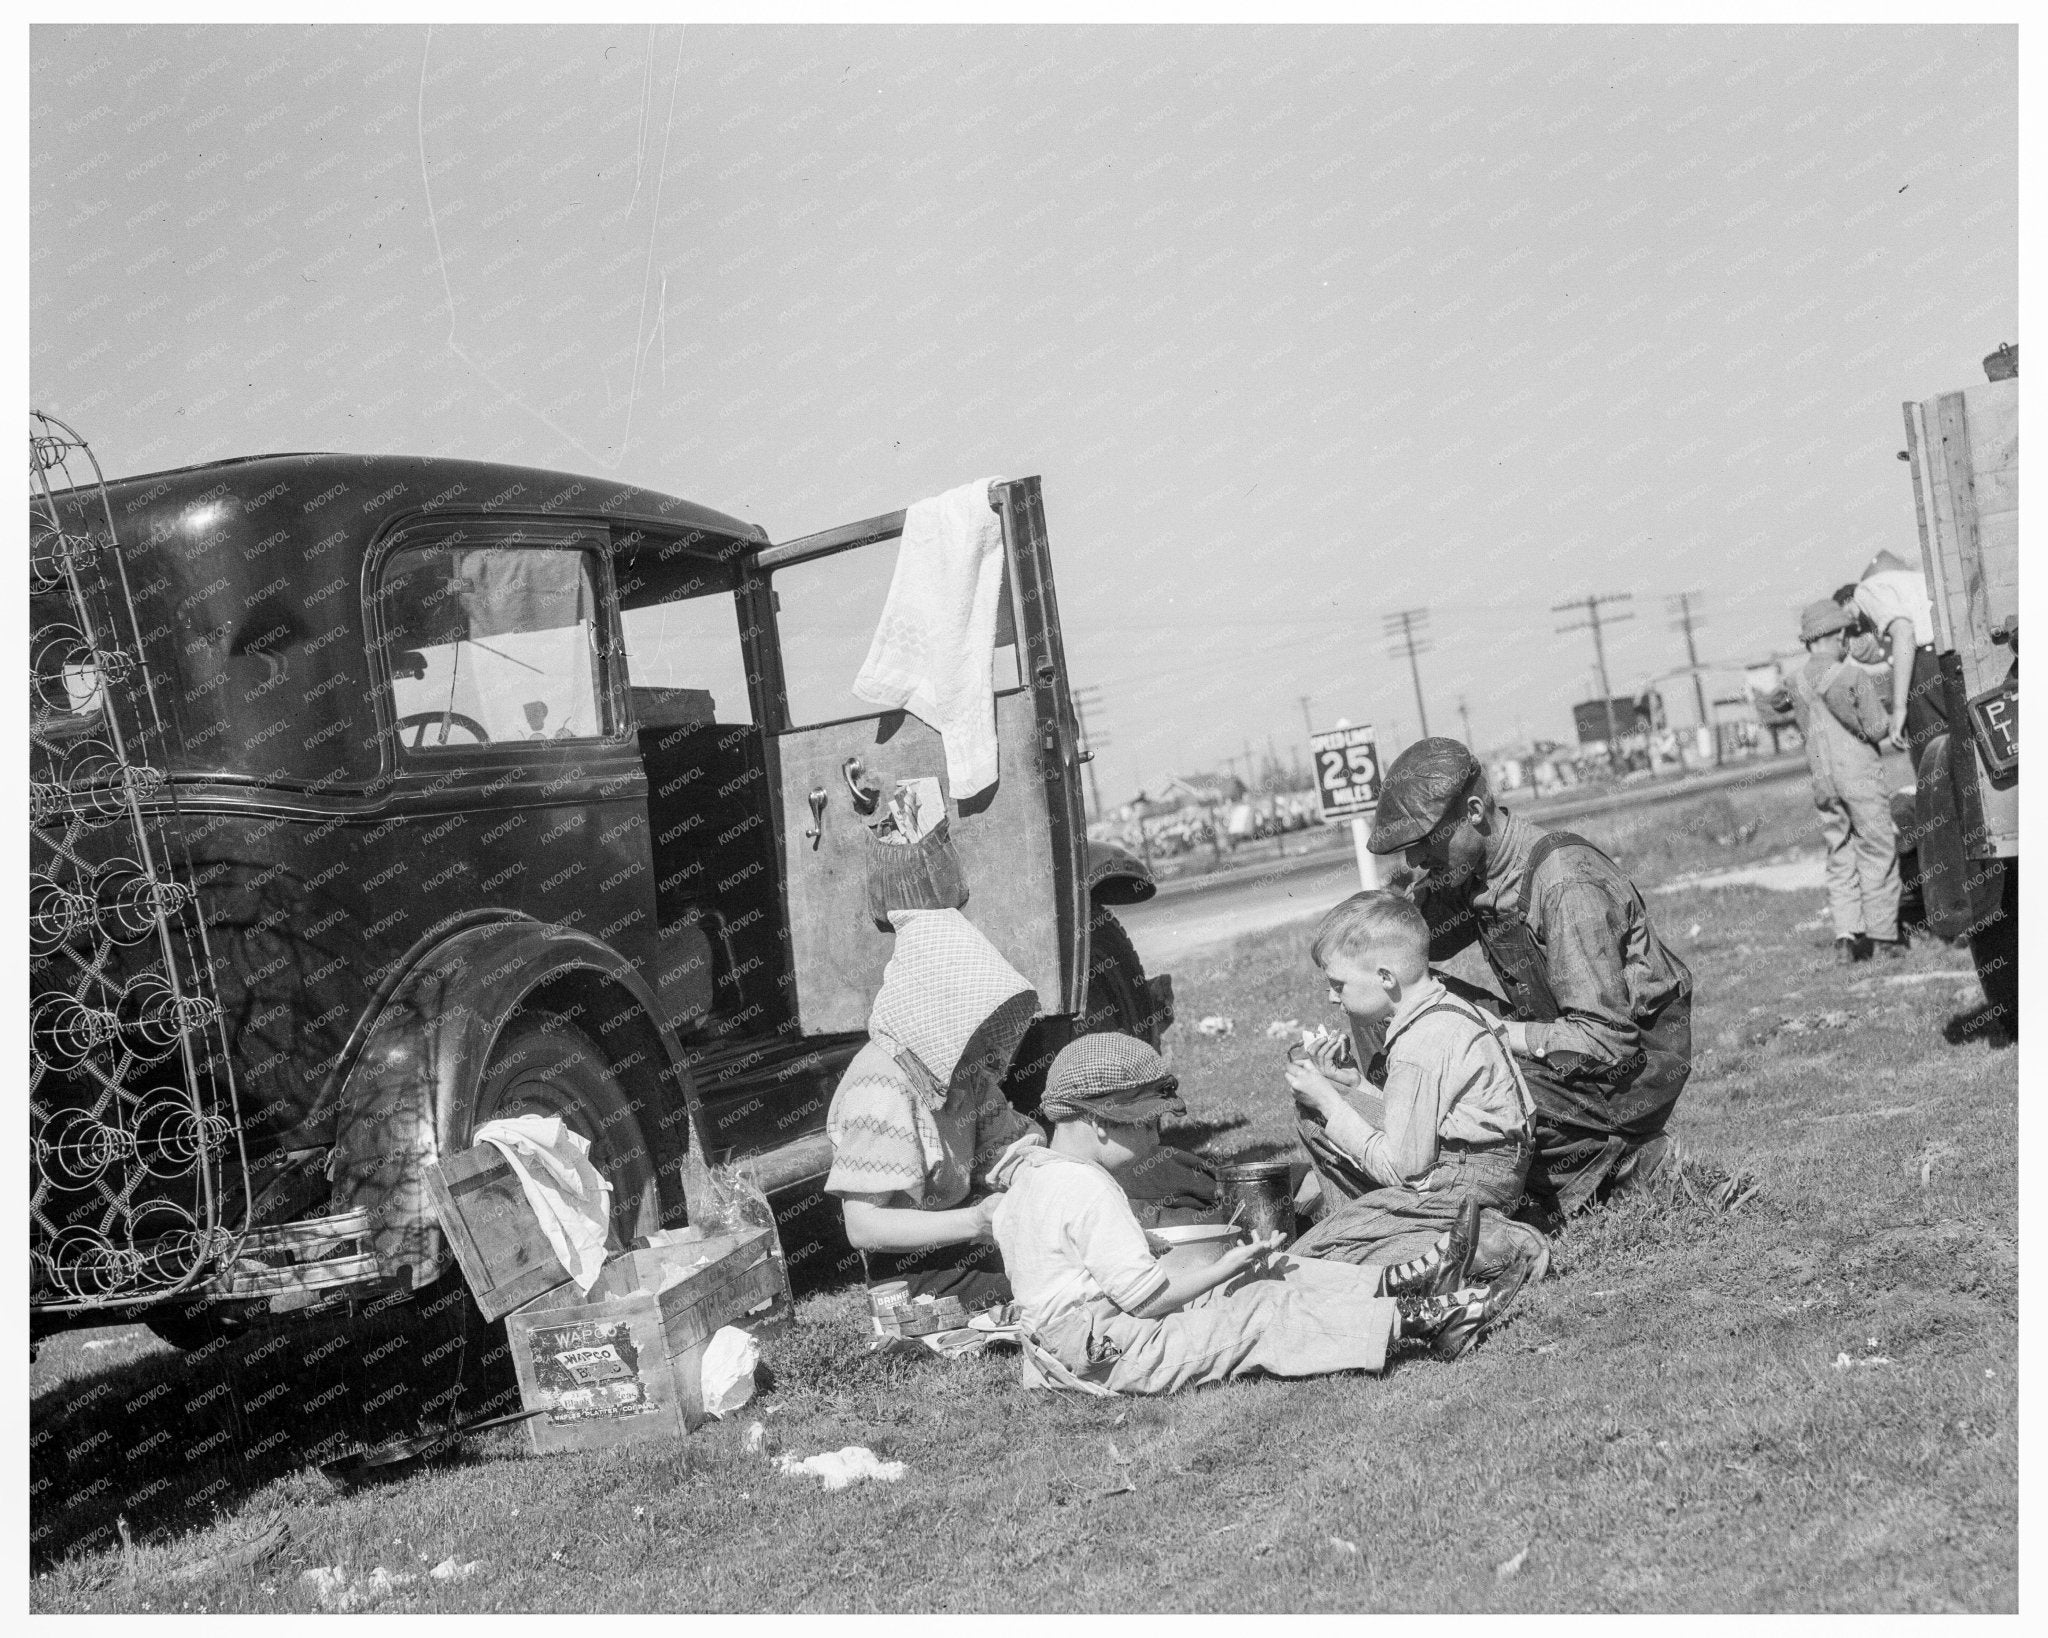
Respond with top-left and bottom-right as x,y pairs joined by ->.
1286,891 -> 1547,1283
1780,598 -> 1900,962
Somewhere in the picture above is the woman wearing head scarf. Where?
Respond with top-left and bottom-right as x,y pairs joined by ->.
823,908 -> 1047,1304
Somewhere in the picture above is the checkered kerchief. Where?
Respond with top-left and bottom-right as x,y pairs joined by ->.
870,909 -> 1039,1095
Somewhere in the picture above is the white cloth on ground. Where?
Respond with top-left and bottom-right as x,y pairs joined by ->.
852,476 -> 1008,799
471,1114 -> 613,1293
700,1325 -> 760,1417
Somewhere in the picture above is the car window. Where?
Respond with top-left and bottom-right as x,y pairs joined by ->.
377,540 -> 611,749
620,591 -> 756,727
771,540 -> 1022,730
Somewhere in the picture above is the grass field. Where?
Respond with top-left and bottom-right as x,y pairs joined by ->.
30,774 -> 2017,1612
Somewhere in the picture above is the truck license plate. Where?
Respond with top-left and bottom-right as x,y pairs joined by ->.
1968,674 -> 2017,778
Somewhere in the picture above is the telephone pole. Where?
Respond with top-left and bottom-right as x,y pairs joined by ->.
1298,695 -> 1315,739
1457,695 -> 1474,748
1382,607 -> 1433,740
1667,591 -> 1711,730
1070,685 -> 1108,822
1554,593 -> 1635,772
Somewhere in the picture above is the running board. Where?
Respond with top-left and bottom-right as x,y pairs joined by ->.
730,1132 -> 836,1200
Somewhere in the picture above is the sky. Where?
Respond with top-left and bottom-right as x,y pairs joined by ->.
30,22 -> 2017,806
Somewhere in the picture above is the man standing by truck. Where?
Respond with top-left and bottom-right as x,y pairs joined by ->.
1780,599 -> 1903,963
1851,549 -> 1947,756
1368,738 -> 1694,1222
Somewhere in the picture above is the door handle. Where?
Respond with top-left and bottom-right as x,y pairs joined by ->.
842,756 -> 881,814
807,787 -> 828,848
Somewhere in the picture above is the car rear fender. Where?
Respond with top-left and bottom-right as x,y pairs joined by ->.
328,916 -> 696,1288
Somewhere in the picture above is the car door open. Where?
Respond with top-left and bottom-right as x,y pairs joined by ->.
742,477 -> 1088,1035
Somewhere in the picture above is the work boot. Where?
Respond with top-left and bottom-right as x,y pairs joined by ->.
1608,1132 -> 1674,1194
1379,1196 -> 1482,1296
1834,937 -> 1861,967
1471,1213 -> 1551,1286
1394,1250 -> 1536,1360
1877,936 -> 1909,960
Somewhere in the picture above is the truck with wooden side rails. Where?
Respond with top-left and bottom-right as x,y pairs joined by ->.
29,415 -> 1171,1347
1897,345 -> 2018,1028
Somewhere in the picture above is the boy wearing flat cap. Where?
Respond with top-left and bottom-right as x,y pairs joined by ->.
1366,736 -> 1694,1220
1777,598 -> 1901,963
990,1033 -> 1533,1394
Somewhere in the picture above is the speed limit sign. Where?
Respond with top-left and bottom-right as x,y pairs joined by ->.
1310,724 -> 1383,821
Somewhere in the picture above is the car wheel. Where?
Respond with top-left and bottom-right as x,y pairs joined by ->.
1078,907 -> 1165,1047
470,1009 -> 662,1246
1968,863 -> 2018,1036
1004,907 -> 1167,1115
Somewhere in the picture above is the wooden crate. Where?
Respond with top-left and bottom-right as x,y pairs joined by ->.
505,1225 -> 791,1456
423,1144 -> 574,1322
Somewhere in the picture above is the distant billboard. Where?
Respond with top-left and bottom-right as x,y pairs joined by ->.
1572,696 -> 1646,746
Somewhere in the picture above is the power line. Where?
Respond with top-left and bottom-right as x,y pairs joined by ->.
1553,592 -> 1635,772
1382,606 -> 1433,740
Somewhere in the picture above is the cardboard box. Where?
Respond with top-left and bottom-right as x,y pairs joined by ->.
504,1226 -> 790,1455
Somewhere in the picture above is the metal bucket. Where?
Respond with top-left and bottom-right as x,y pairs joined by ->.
1219,1159 -> 1296,1243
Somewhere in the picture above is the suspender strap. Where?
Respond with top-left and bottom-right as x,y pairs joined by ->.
1515,829 -> 1619,921
1404,994 -> 1536,1132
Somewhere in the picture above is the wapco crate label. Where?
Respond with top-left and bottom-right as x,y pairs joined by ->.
527,1320 -> 655,1422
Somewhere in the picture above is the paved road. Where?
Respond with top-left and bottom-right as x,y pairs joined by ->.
1117,755 -> 1821,974
1119,852 -> 1361,973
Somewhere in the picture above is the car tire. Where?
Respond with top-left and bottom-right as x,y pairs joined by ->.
1968,863 -> 2018,1037
354,1009 -> 671,1398
1004,906 -> 1166,1115
469,1009 -> 662,1246
1078,907 -> 1165,1048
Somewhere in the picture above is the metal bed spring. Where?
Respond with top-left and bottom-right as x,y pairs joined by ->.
29,412 -> 253,1313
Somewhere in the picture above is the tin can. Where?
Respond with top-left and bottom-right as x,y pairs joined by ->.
868,1279 -> 911,1334
1218,1159 -> 1296,1243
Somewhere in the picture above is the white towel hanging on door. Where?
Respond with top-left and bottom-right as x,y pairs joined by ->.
852,477 -> 1007,800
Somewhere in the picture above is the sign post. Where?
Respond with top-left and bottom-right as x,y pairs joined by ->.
1309,721 -> 1385,891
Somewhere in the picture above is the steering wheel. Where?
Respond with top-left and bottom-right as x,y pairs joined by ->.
395,710 -> 492,749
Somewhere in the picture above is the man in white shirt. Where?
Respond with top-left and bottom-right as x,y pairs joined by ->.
1850,551 -> 1945,756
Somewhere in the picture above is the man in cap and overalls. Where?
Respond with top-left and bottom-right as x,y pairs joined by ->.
1367,737 -> 1695,1221
1777,598 -> 1901,962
